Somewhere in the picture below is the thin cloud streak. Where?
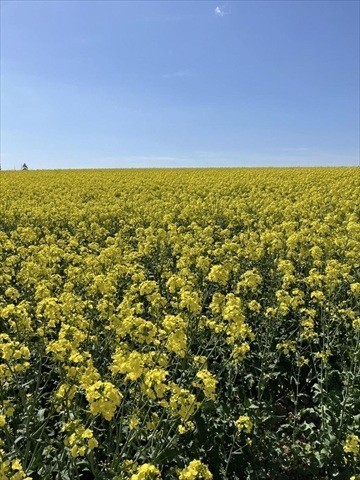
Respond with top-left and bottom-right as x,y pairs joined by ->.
214,6 -> 229,17
89,151 -> 359,169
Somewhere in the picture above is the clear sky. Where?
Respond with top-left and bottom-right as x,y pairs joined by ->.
1,0 -> 359,170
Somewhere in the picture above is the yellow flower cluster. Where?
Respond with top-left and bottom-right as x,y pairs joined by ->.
192,369 -> 218,400
0,451 -> 32,480
235,415 -> 253,434
0,401 -> 14,431
168,385 -> 198,421
130,464 -> 161,480
162,314 -> 187,358
85,381 -> 122,420
276,340 -> 297,357
0,334 -> 30,379
343,434 -> 359,460
178,459 -> 213,480
62,420 -> 98,458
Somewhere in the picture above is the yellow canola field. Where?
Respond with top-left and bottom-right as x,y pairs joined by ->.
0,168 -> 359,480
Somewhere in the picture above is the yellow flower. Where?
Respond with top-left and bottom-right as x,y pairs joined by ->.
88,437 -> 99,450
247,300 -> 261,312
276,341 -> 297,357
11,459 -> 22,471
146,412 -> 159,431
235,415 -> 253,434
237,269 -> 262,293
352,318 -> 360,331
62,420 -> 99,458
110,347 -> 149,381
209,293 -> 225,314
85,381 -> 122,420
178,421 -> 195,435
129,416 -> 140,430
130,463 -> 161,480
178,459 -> 212,480
141,368 -> 168,400
231,342 -> 250,363
0,452 -> 32,480
193,369 -> 217,401
310,290 -> 325,303
162,315 -> 187,357
295,355 -> 309,367
350,283 -> 360,296
179,289 -> 201,314
315,350 -> 331,363
207,265 -> 229,285
168,385 -> 198,421
343,434 -> 359,459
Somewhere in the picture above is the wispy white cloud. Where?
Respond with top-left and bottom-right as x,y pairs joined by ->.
214,6 -> 229,17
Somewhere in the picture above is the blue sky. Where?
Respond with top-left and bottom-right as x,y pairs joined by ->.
1,0 -> 359,169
